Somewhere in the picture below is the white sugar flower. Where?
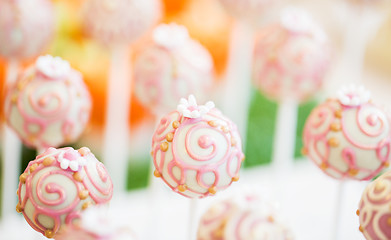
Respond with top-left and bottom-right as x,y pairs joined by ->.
177,95 -> 215,118
281,7 -> 313,34
153,23 -> 189,49
337,85 -> 371,107
36,55 -> 71,79
57,148 -> 87,171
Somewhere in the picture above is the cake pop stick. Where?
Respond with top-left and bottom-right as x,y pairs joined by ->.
1,60 -> 22,218
0,0 -> 54,218
253,8 -> 331,170
218,0 -> 278,145
82,0 -> 161,192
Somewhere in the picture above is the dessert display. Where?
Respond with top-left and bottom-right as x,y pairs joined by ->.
16,147 -> 113,238
151,95 -> 244,198
3,55 -> 92,151
303,85 -> 391,180
134,23 -> 214,116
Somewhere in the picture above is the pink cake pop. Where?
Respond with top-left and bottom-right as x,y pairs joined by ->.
152,95 -> 244,198
16,147 -> 113,238
252,8 -> 331,103
357,170 -> 391,240
4,55 -> 92,150
56,206 -> 136,240
82,0 -> 161,45
134,23 -> 214,116
303,85 -> 391,180
0,0 -> 54,59
198,195 -> 293,240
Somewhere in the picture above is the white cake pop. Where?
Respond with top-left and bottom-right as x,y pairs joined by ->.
4,55 -> 92,150
303,85 -> 391,180
0,0 -> 54,59
253,8 -> 331,103
82,0 -> 161,45
16,147 -> 113,238
152,95 -> 244,198
134,23 -> 214,116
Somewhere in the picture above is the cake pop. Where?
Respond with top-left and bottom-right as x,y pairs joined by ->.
4,55 -> 92,150
198,195 -> 293,240
252,8 -> 331,103
82,0 -> 161,45
151,95 -> 244,198
56,206 -> 136,240
0,0 -> 54,59
134,23 -> 214,116
303,85 -> 391,180
16,147 -> 113,238
358,169 -> 391,240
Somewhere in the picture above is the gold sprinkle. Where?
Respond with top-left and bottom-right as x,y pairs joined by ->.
348,169 -> 359,176
330,122 -> 341,132
375,181 -> 385,191
241,156 -> 245,162
328,138 -> 339,147
82,201 -> 92,210
232,176 -> 239,182
160,142 -> 169,152
29,163 -> 38,173
301,148 -> 308,155
178,185 -> 187,192
150,151 -> 153,157
16,203 -> 23,213
78,147 -> 90,156
19,173 -> 28,183
387,217 -> 391,227
208,121 -> 217,127
79,190 -> 89,200
231,137 -> 237,147
221,126 -> 229,133
335,110 -> 342,119
320,162 -> 328,170
43,157 -> 54,166
45,229 -> 55,238
172,121 -> 180,129
359,226 -> 364,233
208,187 -> 217,194
384,162 -> 390,167
73,172 -> 83,182
166,133 -> 174,142
356,209 -> 360,216
154,170 -> 161,178
267,215 -> 274,223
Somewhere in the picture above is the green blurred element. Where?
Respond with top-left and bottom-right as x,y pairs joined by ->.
21,145 -> 37,173
245,90 -> 277,167
126,158 -> 150,190
295,101 -> 317,158
244,89 -> 316,167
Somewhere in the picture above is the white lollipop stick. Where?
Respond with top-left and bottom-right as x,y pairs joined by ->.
220,20 -> 256,146
272,98 -> 298,171
333,180 -> 346,240
188,198 -> 199,240
102,45 -> 132,193
1,60 -> 21,218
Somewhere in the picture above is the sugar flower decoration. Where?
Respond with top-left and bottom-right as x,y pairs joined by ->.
36,55 -> 71,79
153,23 -> 189,49
177,95 -> 215,119
57,148 -> 87,171
337,85 -> 371,107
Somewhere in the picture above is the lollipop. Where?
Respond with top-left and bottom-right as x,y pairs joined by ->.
357,170 -> 391,240
82,0 -> 160,45
303,85 -> 391,180
152,95 -> 244,198
4,55 -> 92,151
56,206 -> 136,240
252,8 -> 331,103
134,23 -> 214,116
16,147 -> 113,238
0,0 -> 54,59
